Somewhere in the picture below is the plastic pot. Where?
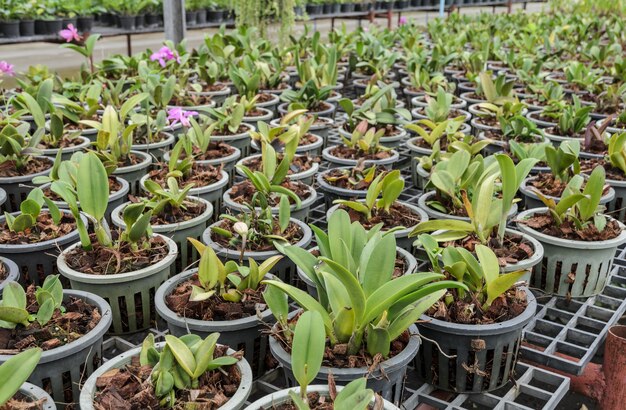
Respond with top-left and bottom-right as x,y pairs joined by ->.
0,210 -> 84,286
520,176 -> 615,211
132,131 -> 176,162
0,156 -> 52,212
516,208 -> 626,297
269,116 -> 334,141
270,317 -> 419,404
38,136 -> 91,161
406,137 -> 435,189
112,150 -> 152,195
222,183 -> 317,222
418,191 -> 519,222
164,144 -> 241,181
298,246 -> 418,300
111,197 -> 213,273
207,9 -> 224,23
543,128 -> 583,146
316,167 -> 371,209
19,20 -> 35,36
412,94 -> 467,110
155,269 -> 275,375
0,290 -> 112,405
210,123 -> 255,157
526,110 -> 557,129
277,101 -> 336,119
322,146 -> 400,168
326,201 -> 428,252
15,383 -> 56,410
254,93 -> 281,114
236,154 -> 319,185
189,83 -> 231,105
0,20 -> 19,37
57,235 -> 178,334
0,256 -> 19,290
415,288 -> 536,393
79,342 -> 252,410
202,218 -> 312,284
77,16 -> 93,32
38,176 -> 129,224
242,107 -> 274,131
118,15 -> 136,30
602,178 -> 626,224
35,19 -> 62,35
247,385 -> 399,409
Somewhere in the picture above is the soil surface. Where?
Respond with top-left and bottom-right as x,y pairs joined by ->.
64,233 -> 170,275
93,346 -> 242,410
166,273 -> 267,321
37,136 -> 84,150
0,285 -> 101,353
229,180 -> 312,206
413,106 -> 467,120
241,154 -> 318,177
132,131 -> 171,146
212,218 -> 303,253
0,262 -> 6,282
0,213 -> 76,245
527,173 -> 611,197
580,158 -> 625,181
147,163 -> 223,189
212,124 -> 251,136
519,212 -> 621,241
446,232 -> 535,267
329,146 -> 393,161
148,200 -> 206,225
186,142 -> 236,161
0,157 -> 51,177
0,392 -> 47,410
274,313 -> 411,369
43,177 -> 122,201
169,93 -> 213,107
322,166 -> 385,191
545,126 -> 583,139
427,287 -> 528,324
342,203 -> 422,230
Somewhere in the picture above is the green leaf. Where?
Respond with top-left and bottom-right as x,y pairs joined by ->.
2,282 -> 26,309
279,195 -> 290,232
0,306 -> 30,327
475,245 -> 499,286
192,333 -> 219,379
486,270 -> 527,307
165,335 -> 197,378
77,153 -> 109,221
20,199 -> 41,219
140,334 -> 156,366
409,219 -> 474,237
36,298 -> 55,326
359,232 -> 396,297
0,348 -> 42,405
292,311 -> 326,389
128,211 -> 152,243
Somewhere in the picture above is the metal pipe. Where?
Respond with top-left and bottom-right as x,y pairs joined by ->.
164,0 -> 186,43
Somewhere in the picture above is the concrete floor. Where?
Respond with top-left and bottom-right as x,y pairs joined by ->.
0,2 -> 546,84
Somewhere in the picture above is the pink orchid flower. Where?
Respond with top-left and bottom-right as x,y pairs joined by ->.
167,107 -> 198,128
399,16 -> 407,26
0,61 -> 15,77
150,46 -> 181,68
59,24 -> 81,43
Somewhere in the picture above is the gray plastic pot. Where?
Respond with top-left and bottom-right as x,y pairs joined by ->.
243,107 -> 274,131
250,133 -> 324,157
39,136 -> 91,161
111,198 -> 213,273
520,176 -> 615,211
459,92 -> 486,106
223,183 -> 317,221
601,178 -> 626,224
112,150 -> 152,195
411,94 -> 467,110
255,92 -> 281,114
140,170 -> 229,217
337,124 -> 407,149
0,290 -> 112,405
79,342 -> 252,410
57,234 -> 178,334
316,167 -> 370,209
477,131 -> 548,156
132,131 -> 176,162
543,128 -> 584,146
270,318 -> 419,404
298,246 -> 418,300
278,101 -> 336,119
155,269 -> 274,375
0,256 -> 19,290
163,144 -> 241,177
0,210 -> 84,286
236,154 -> 319,185
411,107 -> 472,123
202,218 -> 312,284
516,208 -> 626,297
0,186 -> 5,209
0,156 -> 52,212
415,288 -> 536,393
407,137 -> 434,188
15,383 -> 56,410
326,201 -> 428,252
526,109 -> 557,129
322,146 -> 400,168
246,385 -> 400,410
39,176 -> 129,224
189,84 -> 231,105
414,163 -> 431,191
210,123 -> 255,157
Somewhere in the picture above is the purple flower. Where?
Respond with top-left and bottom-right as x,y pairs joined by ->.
0,61 -> 14,77
150,46 -> 181,68
167,107 -> 198,127
59,24 -> 81,43
399,16 -> 407,26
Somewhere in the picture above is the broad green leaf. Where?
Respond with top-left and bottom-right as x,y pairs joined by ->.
165,335 -> 197,378
77,153 -> 109,221
0,348 -> 42,405
292,311 -> 325,388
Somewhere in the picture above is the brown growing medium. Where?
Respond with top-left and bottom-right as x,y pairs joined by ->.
580,158 -> 626,181
413,106 -> 467,120
37,136 -> 84,149
229,180 -> 312,206
118,152 -> 147,168
342,203 -> 422,230
148,200 -> 206,226
545,126 -> 584,138
212,124 -> 251,136
0,213 -> 77,245
241,154 -> 319,176
187,142 -> 236,161
1,392 -> 48,410
273,312 -> 411,369
212,218 -> 303,253
446,232 -> 535,267
527,173 -> 611,197
322,167 -> 385,191
92,346 -> 242,410
329,146 -> 393,161
427,287 -> 528,325
132,131 -> 172,146
63,234 -> 169,275
474,116 -> 500,128
0,286 -> 101,353
165,273 -> 267,321
43,177 -> 122,201
147,163 -> 223,189
519,212 -> 622,241
0,262 -> 6,282
0,157 -> 51,177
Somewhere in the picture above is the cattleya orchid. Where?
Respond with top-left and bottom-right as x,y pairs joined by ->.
167,107 -> 198,127
0,61 -> 14,77
59,24 -> 81,43
150,46 -> 181,68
